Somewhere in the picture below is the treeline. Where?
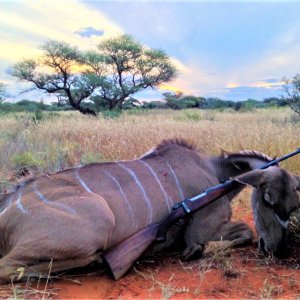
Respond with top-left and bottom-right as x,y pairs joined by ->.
0,100 -> 71,113
0,98 -> 141,113
143,93 -> 288,111
0,94 -> 288,114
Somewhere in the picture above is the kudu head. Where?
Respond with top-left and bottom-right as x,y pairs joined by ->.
235,167 -> 300,257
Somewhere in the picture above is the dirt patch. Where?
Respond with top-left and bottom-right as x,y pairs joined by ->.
51,246 -> 300,299
2,210 -> 300,299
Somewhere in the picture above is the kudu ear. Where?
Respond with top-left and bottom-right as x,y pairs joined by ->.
294,175 -> 300,191
233,169 -> 266,189
222,149 -> 274,172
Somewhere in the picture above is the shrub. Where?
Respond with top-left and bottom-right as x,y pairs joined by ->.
175,111 -> 202,121
80,152 -> 103,164
142,101 -> 168,109
12,152 -> 46,169
202,111 -> 216,121
101,110 -> 122,119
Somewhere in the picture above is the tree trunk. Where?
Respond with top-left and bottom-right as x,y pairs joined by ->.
65,89 -> 97,116
116,97 -> 126,110
77,106 -> 97,116
109,101 -> 115,110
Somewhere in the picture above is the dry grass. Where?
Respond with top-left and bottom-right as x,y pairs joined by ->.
134,268 -> 190,299
0,271 -> 59,300
0,108 -> 299,180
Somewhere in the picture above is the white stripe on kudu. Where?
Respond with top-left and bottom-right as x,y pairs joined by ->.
165,161 -> 184,200
75,168 -> 93,193
16,190 -> 28,215
274,213 -> 289,229
117,162 -> 153,223
139,159 -> 172,212
33,182 -> 76,215
0,194 -> 14,216
6,194 -> 14,207
0,206 -> 9,216
105,171 -> 137,227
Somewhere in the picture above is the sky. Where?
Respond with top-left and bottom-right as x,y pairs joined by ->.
1,0 -> 300,103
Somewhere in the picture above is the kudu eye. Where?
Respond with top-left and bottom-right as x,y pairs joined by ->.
264,192 -> 273,205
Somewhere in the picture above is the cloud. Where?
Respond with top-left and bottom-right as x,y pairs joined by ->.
208,85 -> 283,101
171,7 -> 300,100
75,27 -> 104,38
0,43 -> 41,62
157,56 -> 286,100
226,24 -> 300,88
197,24 -> 300,100
260,78 -> 280,84
159,84 -> 183,94
4,66 -> 14,76
163,57 -> 224,96
249,80 -> 283,89
0,0 -> 123,99
0,0 -> 123,59
226,83 -> 239,89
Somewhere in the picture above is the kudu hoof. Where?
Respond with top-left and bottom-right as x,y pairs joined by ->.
182,243 -> 204,261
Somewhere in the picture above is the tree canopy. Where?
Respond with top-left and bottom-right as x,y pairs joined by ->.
283,74 -> 300,115
12,35 -> 177,115
0,83 -> 7,103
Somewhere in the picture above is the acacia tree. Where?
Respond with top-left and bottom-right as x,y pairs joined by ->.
85,35 -> 177,110
12,41 -> 100,115
0,83 -> 7,103
12,35 -> 177,114
283,74 -> 300,115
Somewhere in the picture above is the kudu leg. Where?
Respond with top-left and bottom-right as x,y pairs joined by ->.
144,222 -> 186,257
0,252 -> 103,284
183,221 -> 253,260
203,221 -> 253,256
24,253 -> 103,279
0,256 -> 23,284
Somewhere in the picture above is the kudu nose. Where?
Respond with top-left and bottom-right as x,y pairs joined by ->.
273,242 -> 288,258
259,238 -> 268,256
259,238 -> 288,258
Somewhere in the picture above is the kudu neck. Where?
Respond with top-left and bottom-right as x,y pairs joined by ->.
210,156 -> 246,202
210,156 -> 237,182
210,157 -> 251,182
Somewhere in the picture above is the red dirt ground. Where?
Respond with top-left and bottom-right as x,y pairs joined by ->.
2,208 -> 300,299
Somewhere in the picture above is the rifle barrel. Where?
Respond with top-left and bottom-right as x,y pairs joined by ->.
259,147 -> 300,170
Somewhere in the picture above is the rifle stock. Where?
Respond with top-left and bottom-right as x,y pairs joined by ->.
102,147 -> 300,280
103,222 -> 160,280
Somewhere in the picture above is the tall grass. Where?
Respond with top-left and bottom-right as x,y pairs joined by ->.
0,108 -> 299,191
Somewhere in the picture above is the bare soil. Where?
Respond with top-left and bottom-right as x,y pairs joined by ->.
54,247 -> 300,299
2,208 -> 300,299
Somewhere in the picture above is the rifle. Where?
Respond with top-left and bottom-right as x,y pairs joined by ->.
102,147 -> 300,280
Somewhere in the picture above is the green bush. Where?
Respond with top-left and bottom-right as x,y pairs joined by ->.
175,111 -> 202,121
142,101 -> 168,109
32,109 -> 44,124
166,97 -> 198,110
202,111 -> 216,121
80,152 -> 103,164
12,152 -> 45,169
101,110 -> 122,119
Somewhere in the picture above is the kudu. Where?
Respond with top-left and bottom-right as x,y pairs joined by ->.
0,139 -> 299,282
